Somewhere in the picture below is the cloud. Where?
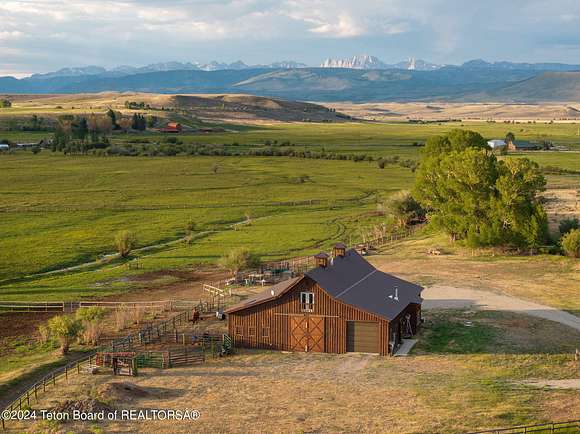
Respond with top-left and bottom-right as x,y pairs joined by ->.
3,0 -> 580,75
0,31 -> 23,41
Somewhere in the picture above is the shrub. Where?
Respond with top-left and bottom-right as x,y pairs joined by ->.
561,229 -> 580,258
131,306 -> 146,325
559,217 -> 579,235
37,324 -> 51,345
114,308 -> 131,331
76,307 -> 107,345
219,247 -> 260,275
115,230 -> 136,257
47,315 -> 82,355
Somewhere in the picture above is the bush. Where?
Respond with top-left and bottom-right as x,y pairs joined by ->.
219,247 -> 260,275
47,315 -> 82,355
76,307 -> 107,345
114,308 -> 131,331
37,324 -> 51,345
561,229 -> 580,258
115,230 -> 136,257
559,217 -> 579,235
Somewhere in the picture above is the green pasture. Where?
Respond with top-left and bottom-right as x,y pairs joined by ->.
0,153 -> 412,299
1,120 -> 579,301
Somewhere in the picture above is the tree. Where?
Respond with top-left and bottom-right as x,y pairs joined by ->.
47,315 -> 82,355
505,132 -> 515,146
561,229 -> 580,258
559,217 -> 579,235
115,230 -> 136,257
421,129 -> 488,159
106,109 -> 118,129
0,99 -> 11,108
414,130 -> 547,248
72,117 -> 89,142
219,247 -> 260,276
385,191 -> 425,227
131,113 -> 146,131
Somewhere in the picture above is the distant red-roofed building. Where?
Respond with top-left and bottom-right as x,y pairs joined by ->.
159,122 -> 182,133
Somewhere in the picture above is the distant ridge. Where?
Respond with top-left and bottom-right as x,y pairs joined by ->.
5,59 -> 580,102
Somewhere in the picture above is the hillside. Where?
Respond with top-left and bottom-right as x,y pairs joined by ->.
482,72 -> 580,102
0,92 -> 347,123
0,68 -> 536,102
5,68 -> 580,102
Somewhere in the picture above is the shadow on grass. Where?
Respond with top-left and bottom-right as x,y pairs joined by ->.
0,350 -> 92,409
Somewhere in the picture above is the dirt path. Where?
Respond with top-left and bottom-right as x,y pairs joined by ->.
422,285 -> 580,332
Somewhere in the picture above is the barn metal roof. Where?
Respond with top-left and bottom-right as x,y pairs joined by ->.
225,249 -> 422,320
306,249 -> 423,321
224,276 -> 303,313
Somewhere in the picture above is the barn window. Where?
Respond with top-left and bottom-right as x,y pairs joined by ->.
248,327 -> 256,337
235,326 -> 242,336
300,292 -> 314,312
262,327 -> 270,338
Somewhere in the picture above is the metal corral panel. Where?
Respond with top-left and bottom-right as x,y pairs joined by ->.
346,321 -> 379,353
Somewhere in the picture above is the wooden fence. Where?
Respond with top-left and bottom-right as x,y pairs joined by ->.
468,420 -> 579,434
0,309 -> 197,427
0,299 -> 200,315
0,301 -> 65,313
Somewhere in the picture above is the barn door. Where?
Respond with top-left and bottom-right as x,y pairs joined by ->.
290,316 -> 308,352
309,317 -> 325,352
290,316 -> 325,352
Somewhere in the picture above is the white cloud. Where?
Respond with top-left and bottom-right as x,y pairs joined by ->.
0,31 -> 23,40
2,0 -> 580,75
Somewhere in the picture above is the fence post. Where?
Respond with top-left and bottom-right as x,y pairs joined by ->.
65,366 -> 68,380
52,373 -> 56,386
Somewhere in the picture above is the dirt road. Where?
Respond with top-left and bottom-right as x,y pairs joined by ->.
422,285 -> 580,332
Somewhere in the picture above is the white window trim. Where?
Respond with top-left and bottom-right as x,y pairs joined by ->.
300,291 -> 314,312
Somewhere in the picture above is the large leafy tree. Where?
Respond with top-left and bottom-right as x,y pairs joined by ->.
414,129 -> 547,248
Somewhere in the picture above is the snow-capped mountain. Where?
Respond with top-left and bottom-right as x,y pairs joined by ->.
320,55 -> 442,71
321,54 -> 387,69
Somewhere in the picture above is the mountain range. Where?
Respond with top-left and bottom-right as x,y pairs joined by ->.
27,60 -> 308,81
3,56 -> 580,102
320,55 -> 442,71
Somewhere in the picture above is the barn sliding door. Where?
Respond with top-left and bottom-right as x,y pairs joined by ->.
290,316 -> 325,353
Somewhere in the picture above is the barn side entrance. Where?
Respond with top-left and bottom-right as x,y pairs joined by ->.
346,321 -> 380,354
289,315 -> 325,352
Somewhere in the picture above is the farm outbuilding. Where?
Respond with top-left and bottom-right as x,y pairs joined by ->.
225,245 -> 423,356
159,122 -> 182,133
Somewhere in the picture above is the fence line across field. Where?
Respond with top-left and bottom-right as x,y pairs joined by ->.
0,299 -> 201,314
467,419 -> 579,434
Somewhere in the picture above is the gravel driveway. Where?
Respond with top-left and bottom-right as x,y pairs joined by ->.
422,285 -> 580,332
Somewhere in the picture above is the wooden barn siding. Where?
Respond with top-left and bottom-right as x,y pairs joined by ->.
228,277 -> 393,356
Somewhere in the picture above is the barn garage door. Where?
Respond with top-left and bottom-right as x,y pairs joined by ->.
346,321 -> 379,353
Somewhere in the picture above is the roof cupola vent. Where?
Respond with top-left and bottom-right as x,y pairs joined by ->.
314,252 -> 330,268
332,242 -> 347,258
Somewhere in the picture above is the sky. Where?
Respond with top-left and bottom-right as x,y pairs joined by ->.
3,0 -> 580,77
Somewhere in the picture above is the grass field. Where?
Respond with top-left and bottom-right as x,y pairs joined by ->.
0,153 -> 413,299
1,119 -> 579,301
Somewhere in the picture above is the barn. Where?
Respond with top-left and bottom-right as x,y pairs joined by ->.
225,244 -> 423,356
159,122 -> 182,133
